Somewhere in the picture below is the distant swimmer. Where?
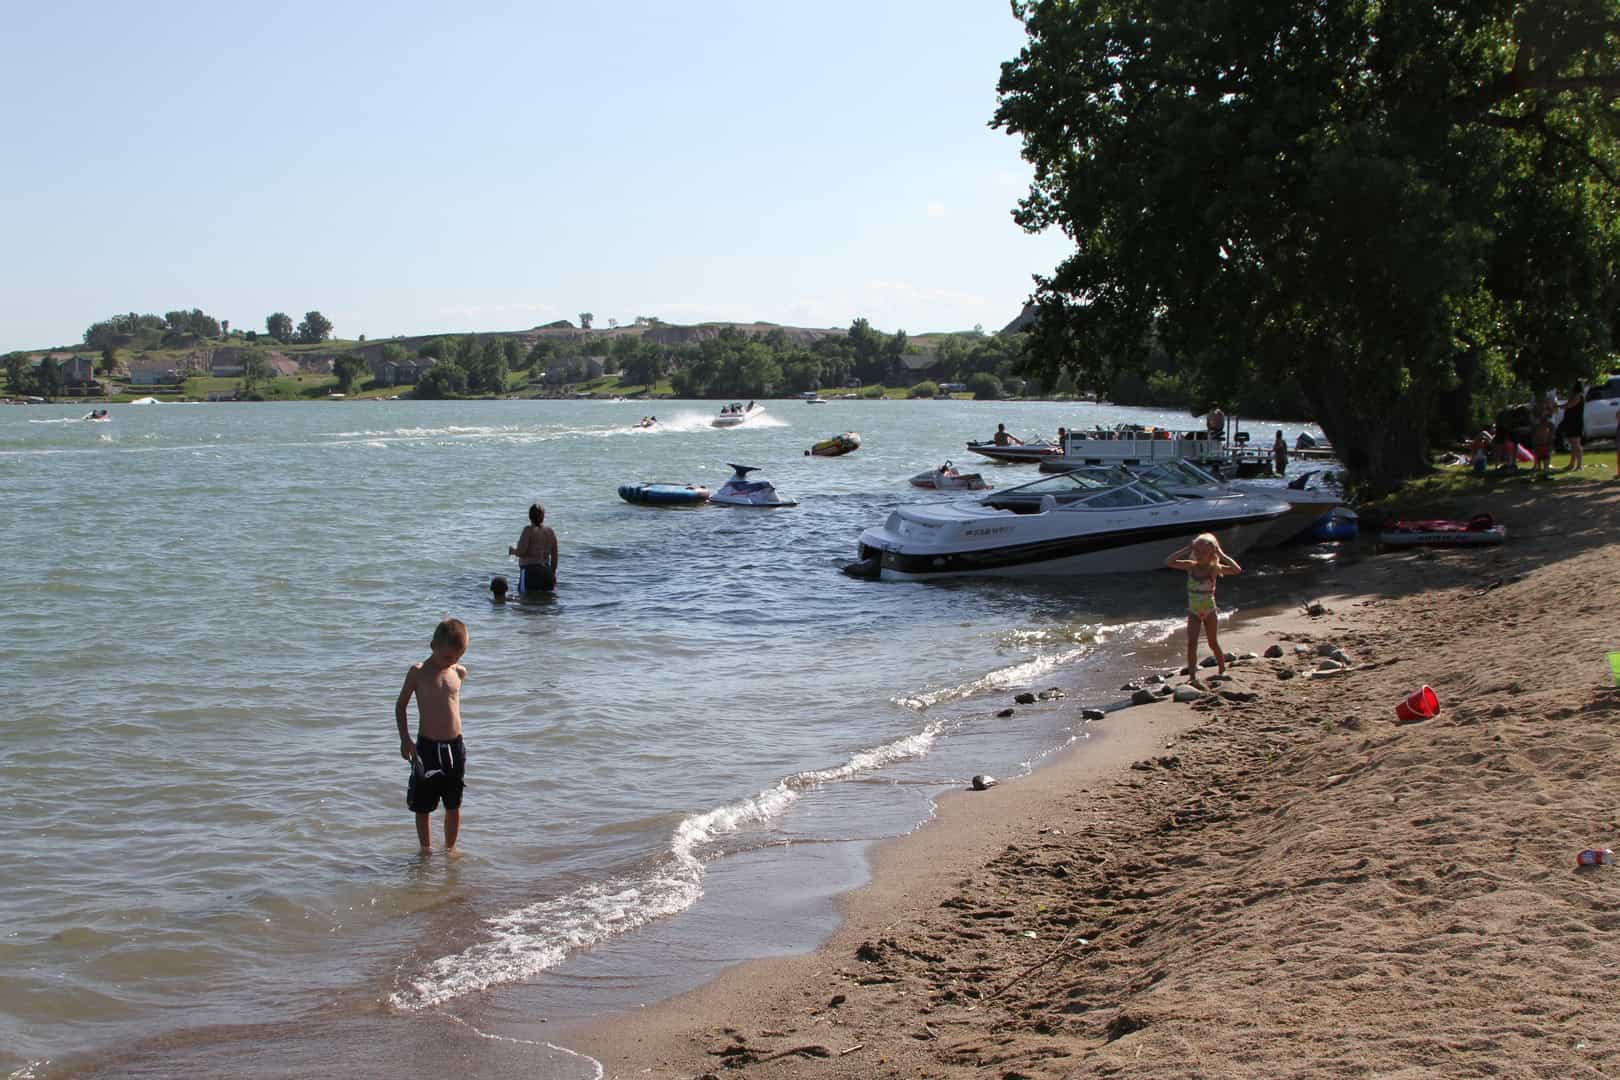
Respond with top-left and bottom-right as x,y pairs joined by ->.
490,575 -> 509,604
509,502 -> 559,593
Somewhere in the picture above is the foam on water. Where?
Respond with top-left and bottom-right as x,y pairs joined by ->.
387,722 -> 943,1010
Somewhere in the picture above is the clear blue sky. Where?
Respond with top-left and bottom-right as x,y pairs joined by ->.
0,1 -> 1072,352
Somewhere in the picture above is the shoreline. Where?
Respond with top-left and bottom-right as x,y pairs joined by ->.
564,479 -> 1620,1078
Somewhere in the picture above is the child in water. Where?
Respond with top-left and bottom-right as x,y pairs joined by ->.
489,576 -> 509,603
395,618 -> 469,852
1165,534 -> 1242,688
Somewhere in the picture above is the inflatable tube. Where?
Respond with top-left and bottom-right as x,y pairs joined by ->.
807,432 -> 862,457
618,483 -> 710,506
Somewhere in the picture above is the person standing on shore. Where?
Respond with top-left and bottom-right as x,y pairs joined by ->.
395,618 -> 469,853
1272,430 -> 1288,476
1166,534 -> 1242,689
510,502 -> 559,593
1531,409 -> 1553,475
1557,383 -> 1586,472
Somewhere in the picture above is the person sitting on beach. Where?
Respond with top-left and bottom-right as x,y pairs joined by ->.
1165,534 -> 1242,689
395,618 -> 469,852
509,503 -> 559,593
992,423 -> 1023,447
490,575 -> 509,604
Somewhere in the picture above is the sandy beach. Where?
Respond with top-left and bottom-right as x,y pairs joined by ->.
567,478 -> 1620,1079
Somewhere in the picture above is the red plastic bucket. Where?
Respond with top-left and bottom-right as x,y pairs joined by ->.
1394,685 -> 1439,721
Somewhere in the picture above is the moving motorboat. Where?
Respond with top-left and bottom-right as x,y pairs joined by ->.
800,391 -> 827,404
908,461 -> 990,491
1129,460 -> 1343,547
849,467 -> 1289,580
963,435 -> 1063,465
711,401 -> 760,428
710,464 -> 798,507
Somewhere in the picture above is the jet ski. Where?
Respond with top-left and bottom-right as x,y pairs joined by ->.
709,464 -> 798,508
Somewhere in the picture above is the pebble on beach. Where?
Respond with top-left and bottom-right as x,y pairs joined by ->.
971,774 -> 997,791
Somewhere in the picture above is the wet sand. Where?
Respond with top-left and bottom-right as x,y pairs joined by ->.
565,478 -> 1620,1079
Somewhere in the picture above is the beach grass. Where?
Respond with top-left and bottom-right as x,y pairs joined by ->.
1370,444 -> 1618,518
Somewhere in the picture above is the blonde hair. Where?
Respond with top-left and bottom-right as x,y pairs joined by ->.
1192,533 -> 1221,561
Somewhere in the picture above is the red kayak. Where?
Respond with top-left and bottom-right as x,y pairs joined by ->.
1380,514 -> 1506,548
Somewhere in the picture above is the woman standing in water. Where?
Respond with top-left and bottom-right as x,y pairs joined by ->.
509,502 -> 559,593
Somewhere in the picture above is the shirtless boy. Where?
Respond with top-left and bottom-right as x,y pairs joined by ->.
395,618 -> 469,852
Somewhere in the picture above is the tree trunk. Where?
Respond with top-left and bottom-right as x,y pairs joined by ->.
1302,362 -> 1435,493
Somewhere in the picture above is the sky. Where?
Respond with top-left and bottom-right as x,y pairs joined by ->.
0,1 -> 1074,352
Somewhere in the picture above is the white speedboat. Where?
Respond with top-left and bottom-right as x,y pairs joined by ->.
710,464 -> 798,507
1130,460 -> 1343,547
850,467 -> 1288,580
711,401 -> 760,428
908,461 -> 990,491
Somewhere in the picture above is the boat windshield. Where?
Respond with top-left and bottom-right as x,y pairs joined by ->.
986,467 -> 1177,509
1137,460 -> 1224,487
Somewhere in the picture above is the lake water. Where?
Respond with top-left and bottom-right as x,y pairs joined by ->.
0,398 -> 1330,1078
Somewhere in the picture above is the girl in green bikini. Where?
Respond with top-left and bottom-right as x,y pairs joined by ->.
1165,533 -> 1243,688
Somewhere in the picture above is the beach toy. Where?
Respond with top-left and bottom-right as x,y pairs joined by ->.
1576,848 -> 1614,867
1394,685 -> 1439,721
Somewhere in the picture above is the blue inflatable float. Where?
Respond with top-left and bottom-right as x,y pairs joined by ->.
618,482 -> 710,506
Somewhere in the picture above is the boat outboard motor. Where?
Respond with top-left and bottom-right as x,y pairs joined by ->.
841,556 -> 882,580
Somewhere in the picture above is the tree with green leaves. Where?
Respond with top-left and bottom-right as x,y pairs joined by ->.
579,312 -> 593,330
266,312 -> 293,342
416,362 -> 467,399
296,311 -> 333,344
996,0 -> 1620,488
334,353 -> 367,394
4,352 -> 31,396
619,339 -> 664,388
241,347 -> 271,391
36,355 -> 63,397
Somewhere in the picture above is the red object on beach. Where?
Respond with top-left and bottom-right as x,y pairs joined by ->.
1576,848 -> 1614,867
1394,685 -> 1439,721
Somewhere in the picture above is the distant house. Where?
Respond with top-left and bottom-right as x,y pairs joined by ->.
128,367 -> 179,387
209,348 -> 244,378
62,355 -> 96,385
895,350 -> 942,382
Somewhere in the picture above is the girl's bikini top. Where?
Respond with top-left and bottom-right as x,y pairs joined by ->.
1187,568 -> 1217,596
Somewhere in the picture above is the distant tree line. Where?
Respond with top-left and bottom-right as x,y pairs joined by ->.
80,307 -> 335,351
265,311 -> 332,344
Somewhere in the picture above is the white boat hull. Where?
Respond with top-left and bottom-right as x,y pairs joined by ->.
857,503 -> 1285,580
